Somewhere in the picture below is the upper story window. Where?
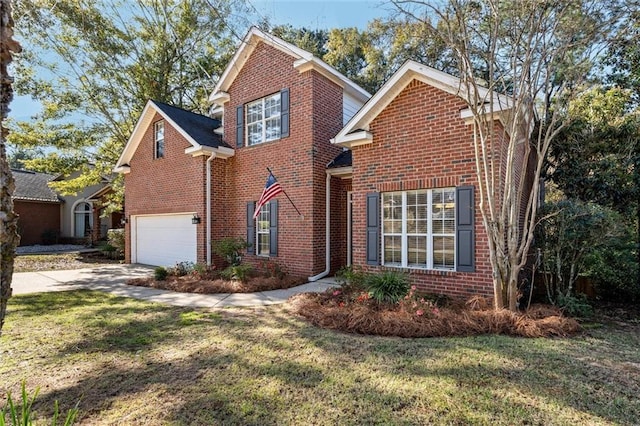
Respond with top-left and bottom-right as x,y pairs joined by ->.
246,93 -> 281,146
382,188 -> 456,270
154,121 -> 165,158
236,89 -> 289,148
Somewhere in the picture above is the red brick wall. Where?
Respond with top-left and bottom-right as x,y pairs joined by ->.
350,79 -> 504,298
14,201 -> 61,246
219,41 -> 344,278
124,112 -> 207,263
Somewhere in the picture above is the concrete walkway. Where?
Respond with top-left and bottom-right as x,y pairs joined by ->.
10,264 -> 339,308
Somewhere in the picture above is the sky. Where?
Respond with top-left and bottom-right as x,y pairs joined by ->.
10,0 -> 397,121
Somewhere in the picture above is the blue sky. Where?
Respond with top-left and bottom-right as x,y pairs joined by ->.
10,1 -> 396,121
251,0 -> 395,29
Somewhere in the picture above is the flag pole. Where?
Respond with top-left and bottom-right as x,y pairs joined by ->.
267,167 -> 304,218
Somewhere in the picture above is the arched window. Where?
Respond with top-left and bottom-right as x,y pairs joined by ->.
74,202 -> 93,237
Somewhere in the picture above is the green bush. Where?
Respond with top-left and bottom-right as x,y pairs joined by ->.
171,261 -> 195,277
535,199 -> 626,304
213,237 -> 248,266
365,271 -> 410,305
0,381 -> 78,426
584,230 -> 639,302
220,264 -> 254,282
107,229 -> 125,258
154,266 -> 168,281
335,265 -> 367,292
556,293 -> 593,318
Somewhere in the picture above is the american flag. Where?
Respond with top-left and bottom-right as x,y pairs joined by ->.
253,173 -> 283,219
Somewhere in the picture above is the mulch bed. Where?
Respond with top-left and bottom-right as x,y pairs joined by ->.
127,274 -> 306,294
290,291 -> 581,338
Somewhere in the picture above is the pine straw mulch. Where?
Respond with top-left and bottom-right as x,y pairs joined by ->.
127,274 -> 306,294
289,291 -> 581,338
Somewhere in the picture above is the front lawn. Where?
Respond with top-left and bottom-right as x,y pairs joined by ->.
1,291 -> 639,425
13,252 -> 121,272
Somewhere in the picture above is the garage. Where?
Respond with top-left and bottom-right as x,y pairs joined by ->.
133,214 -> 197,266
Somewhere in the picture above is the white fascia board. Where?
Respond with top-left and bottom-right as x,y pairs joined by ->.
326,166 -> 353,178
209,91 -> 230,105
114,100 -> 161,169
210,27 -> 310,98
114,165 -> 131,174
332,130 -> 373,148
184,145 -> 235,159
294,57 -> 370,103
210,26 -> 370,104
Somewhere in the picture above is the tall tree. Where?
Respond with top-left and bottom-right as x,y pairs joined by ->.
9,0 -> 243,210
1,0 -> 21,335
547,86 -> 640,288
393,0 -> 622,310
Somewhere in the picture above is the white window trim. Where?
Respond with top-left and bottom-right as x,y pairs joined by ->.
71,199 -> 93,238
256,202 -> 270,257
381,188 -> 456,271
154,121 -> 165,159
246,93 -> 281,146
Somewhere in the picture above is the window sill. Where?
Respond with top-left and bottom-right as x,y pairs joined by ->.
379,264 -> 458,276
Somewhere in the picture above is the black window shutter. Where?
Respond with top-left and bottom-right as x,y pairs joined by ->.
280,88 -> 289,138
236,105 -> 244,148
246,202 -> 255,255
456,186 -> 475,272
366,192 -> 380,265
269,200 -> 278,256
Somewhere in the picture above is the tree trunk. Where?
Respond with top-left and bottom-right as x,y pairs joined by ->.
0,0 -> 22,335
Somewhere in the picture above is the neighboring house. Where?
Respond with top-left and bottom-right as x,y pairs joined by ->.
11,169 -> 121,246
116,28 -> 530,299
51,171 -> 121,244
12,169 -> 62,246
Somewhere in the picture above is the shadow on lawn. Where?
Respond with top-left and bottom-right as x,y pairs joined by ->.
11,292 -> 640,424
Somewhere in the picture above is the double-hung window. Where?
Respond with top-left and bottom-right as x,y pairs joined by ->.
382,188 -> 455,270
247,93 -> 281,146
256,202 -> 271,256
154,121 -> 165,158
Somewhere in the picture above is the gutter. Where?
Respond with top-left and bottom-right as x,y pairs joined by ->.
308,172 -> 331,282
206,152 -> 216,265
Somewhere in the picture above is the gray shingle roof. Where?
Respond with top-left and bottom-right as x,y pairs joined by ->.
12,169 -> 61,203
327,150 -> 352,168
152,101 -> 230,149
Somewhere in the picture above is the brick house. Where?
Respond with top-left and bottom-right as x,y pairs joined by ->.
116,29 -> 529,298
12,169 -> 120,246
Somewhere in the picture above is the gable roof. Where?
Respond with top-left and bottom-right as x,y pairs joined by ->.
332,60 -> 513,147
115,100 -> 234,173
12,169 -> 61,203
209,27 -> 370,105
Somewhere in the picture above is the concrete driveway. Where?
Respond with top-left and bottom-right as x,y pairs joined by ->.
10,264 -> 338,308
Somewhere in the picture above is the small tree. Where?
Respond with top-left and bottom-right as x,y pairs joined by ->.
393,0 -> 622,310
536,199 -> 624,303
0,0 -> 21,335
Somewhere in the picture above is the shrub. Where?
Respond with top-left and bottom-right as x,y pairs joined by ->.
107,229 -> 125,258
213,237 -> 248,266
220,264 -> 254,282
259,259 -> 286,279
535,199 -> 625,304
41,229 -> 59,245
171,261 -> 195,277
365,271 -> 410,305
0,381 -> 78,426
556,293 -> 593,318
154,266 -> 168,281
335,265 -> 367,292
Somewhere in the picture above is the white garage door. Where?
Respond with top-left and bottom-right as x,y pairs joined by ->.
134,214 -> 197,266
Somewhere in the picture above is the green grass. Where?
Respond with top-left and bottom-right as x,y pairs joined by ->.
1,291 -> 639,425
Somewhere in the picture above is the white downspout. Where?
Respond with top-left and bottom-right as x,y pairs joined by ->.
308,172 -> 331,281
206,152 -> 216,265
